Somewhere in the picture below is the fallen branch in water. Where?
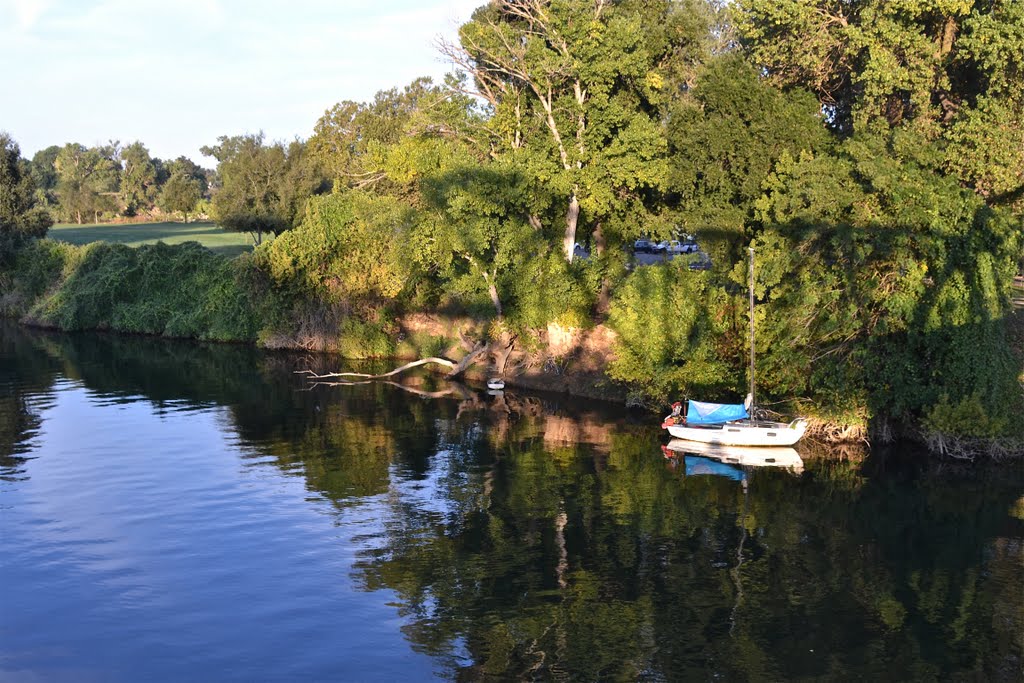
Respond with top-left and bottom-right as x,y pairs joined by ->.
296,356 -> 459,381
297,341 -> 494,383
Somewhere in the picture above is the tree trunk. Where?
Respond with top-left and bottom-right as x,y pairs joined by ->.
493,334 -> 516,376
488,281 -> 503,318
563,191 -> 580,262
940,17 -> 957,56
447,341 -> 490,377
483,270 -> 503,318
593,221 -> 611,314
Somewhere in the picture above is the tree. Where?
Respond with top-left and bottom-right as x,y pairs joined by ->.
259,191 -> 413,308
202,133 -> 322,245
309,78 -> 445,193
666,54 -> 829,262
420,161 -> 548,319
29,145 -> 59,209
748,132 -> 1022,437
165,156 -> 209,194
733,0 -> 1024,206
0,132 -> 53,239
54,143 -> 119,224
442,0 -> 712,261
157,172 -> 201,222
118,141 -> 158,216
277,140 -> 328,229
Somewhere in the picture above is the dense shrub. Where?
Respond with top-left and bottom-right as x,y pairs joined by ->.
509,252 -> 594,330
751,134 -> 1023,437
607,261 -> 734,400
255,191 -> 412,307
14,241 -> 259,341
1,239 -> 77,317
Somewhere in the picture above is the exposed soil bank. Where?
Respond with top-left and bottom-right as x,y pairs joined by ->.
394,312 -> 630,404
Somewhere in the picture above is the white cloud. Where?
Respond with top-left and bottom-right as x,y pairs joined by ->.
2,0 -> 51,32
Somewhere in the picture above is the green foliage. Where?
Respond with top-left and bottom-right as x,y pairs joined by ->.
419,160 -> 550,319
509,251 -> 594,330
453,0 -> 710,259
21,241 -> 258,341
607,261 -> 732,398
336,316 -> 395,359
0,239 -> 76,317
750,131 -> 1022,432
157,172 -> 202,221
309,77 -> 466,196
0,132 -> 53,240
256,191 -> 413,307
118,141 -> 158,216
924,393 -> 1010,438
28,146 -> 59,207
734,0 -> 1024,206
54,142 -> 119,224
666,54 -> 829,261
202,133 -> 326,244
395,330 -> 451,360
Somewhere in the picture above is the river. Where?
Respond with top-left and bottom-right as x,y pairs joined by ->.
1,322 -> 1021,681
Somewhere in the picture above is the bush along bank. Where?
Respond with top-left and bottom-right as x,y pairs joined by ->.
1,222 -> 1022,461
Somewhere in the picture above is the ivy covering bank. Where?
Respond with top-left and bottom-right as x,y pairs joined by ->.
2,0 -> 1022,456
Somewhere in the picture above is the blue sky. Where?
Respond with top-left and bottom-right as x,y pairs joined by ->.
0,0 -> 481,163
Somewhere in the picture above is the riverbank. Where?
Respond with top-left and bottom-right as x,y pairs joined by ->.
2,237 -> 1020,459
8,300 -> 1022,457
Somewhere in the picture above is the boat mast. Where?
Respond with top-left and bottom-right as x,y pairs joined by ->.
748,247 -> 756,414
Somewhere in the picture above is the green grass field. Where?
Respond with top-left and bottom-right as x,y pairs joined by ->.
49,221 -> 257,258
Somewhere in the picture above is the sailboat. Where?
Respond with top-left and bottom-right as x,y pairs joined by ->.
662,248 -> 808,447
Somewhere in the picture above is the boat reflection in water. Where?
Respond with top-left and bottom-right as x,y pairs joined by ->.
662,438 -> 804,474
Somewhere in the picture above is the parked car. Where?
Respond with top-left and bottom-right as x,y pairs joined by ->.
666,240 -> 687,255
633,238 -> 654,253
651,240 -> 669,253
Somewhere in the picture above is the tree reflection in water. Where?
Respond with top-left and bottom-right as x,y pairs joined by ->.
3,320 -> 1022,681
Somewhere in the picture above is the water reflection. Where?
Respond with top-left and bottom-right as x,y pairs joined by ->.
1,321 -> 1021,681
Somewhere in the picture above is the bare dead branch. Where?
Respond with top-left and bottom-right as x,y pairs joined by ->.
296,357 -> 458,381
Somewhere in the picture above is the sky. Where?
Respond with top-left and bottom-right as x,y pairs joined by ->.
0,0 -> 482,163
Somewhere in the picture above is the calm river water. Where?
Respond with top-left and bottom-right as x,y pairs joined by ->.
1,322 -> 1021,682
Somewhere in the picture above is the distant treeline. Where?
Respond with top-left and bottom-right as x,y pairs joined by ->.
2,0 -> 1022,455
4,139 -> 215,225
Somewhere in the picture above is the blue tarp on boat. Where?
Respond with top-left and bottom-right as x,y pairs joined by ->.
687,399 -> 749,425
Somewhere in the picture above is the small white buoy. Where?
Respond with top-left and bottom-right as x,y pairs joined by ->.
487,378 -> 505,390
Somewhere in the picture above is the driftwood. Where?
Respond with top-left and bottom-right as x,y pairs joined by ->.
297,336 -> 516,385
298,357 -> 459,382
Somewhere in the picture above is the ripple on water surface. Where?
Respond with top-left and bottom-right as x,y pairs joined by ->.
0,380 -> 437,682
1,325 -> 1021,682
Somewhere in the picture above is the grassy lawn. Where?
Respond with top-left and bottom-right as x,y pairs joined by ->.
49,221 -> 257,258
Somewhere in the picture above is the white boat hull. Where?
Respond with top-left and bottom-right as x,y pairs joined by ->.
665,418 -> 807,447
664,439 -> 804,471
